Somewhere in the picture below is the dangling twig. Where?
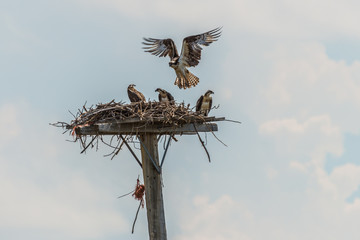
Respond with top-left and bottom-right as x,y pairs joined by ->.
111,137 -> 126,160
205,123 -> 228,147
80,136 -> 97,154
117,190 -> 135,199
132,201 -> 143,234
192,123 -> 211,162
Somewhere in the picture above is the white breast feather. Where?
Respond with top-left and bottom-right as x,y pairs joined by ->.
202,101 -> 210,109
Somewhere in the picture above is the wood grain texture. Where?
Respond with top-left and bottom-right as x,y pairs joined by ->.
140,134 -> 167,240
75,122 -> 218,136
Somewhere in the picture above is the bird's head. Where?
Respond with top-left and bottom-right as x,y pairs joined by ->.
205,90 -> 214,96
155,88 -> 164,93
128,84 -> 136,89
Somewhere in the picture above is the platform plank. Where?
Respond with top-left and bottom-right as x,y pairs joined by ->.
75,122 -> 218,136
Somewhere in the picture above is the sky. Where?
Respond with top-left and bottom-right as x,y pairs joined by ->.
1,0 -> 360,239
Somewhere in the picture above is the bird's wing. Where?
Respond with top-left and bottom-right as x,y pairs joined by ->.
167,91 -> 174,101
158,93 -> 162,102
196,95 -> 204,112
127,89 -> 138,102
209,97 -> 212,110
128,88 -> 145,102
142,38 -> 179,59
136,90 -> 146,101
179,27 -> 222,67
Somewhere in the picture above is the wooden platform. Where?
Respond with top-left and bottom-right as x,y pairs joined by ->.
74,117 -> 224,136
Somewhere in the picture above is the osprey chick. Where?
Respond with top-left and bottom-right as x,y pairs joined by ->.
127,84 -> 145,103
196,90 -> 214,116
142,27 -> 222,89
155,88 -> 174,103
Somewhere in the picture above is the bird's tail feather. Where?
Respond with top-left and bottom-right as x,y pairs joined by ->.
174,70 -> 199,89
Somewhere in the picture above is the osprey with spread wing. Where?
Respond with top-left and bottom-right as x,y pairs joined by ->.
142,27 -> 222,89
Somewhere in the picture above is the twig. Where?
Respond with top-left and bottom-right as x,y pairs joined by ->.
132,200 -> 143,234
120,135 -> 143,168
111,138 -> 125,160
205,123 -> 228,147
224,119 -> 242,124
80,136 -> 97,154
192,123 -> 211,162
117,190 -> 135,199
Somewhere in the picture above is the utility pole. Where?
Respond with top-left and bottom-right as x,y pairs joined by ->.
140,133 -> 167,240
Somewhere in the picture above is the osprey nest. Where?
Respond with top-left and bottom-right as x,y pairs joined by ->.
52,100 -> 227,161
53,100 -> 222,137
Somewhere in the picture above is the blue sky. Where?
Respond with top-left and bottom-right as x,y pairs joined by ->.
1,0 -> 360,239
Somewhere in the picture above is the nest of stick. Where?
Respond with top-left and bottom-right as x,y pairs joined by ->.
54,100 -> 218,134
51,100 -> 224,161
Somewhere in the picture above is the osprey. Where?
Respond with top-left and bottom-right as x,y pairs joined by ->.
155,88 -> 174,103
142,27 -> 222,89
127,84 -> 146,103
196,90 -> 214,116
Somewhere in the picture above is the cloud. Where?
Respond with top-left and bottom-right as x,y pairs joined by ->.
0,103 -> 128,239
329,163 -> 360,201
174,195 -> 253,240
235,40 -> 360,239
0,170 -> 128,238
0,104 -> 21,145
77,0 -> 360,39
255,41 -> 360,203
260,115 -> 343,161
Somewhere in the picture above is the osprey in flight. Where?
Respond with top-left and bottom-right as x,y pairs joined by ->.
142,27 -> 222,89
155,88 -> 174,103
196,90 -> 214,116
127,84 -> 146,103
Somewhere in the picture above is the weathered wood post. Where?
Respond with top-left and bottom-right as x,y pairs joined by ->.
140,133 -> 167,240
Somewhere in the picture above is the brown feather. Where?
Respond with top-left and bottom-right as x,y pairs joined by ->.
127,85 -> 145,103
142,38 -> 179,59
180,27 -> 222,67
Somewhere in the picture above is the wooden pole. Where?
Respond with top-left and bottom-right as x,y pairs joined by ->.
140,133 -> 167,240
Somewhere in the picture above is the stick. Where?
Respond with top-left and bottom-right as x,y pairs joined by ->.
205,123 -> 228,147
117,190 -> 135,199
224,119 -> 242,124
192,123 -> 211,162
80,136 -> 97,154
132,200 -> 143,234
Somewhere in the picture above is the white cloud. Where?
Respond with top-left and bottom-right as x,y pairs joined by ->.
0,104 -> 21,145
0,170 -> 128,238
345,198 -> 360,213
246,40 -> 360,239
266,167 -> 279,179
329,164 -> 360,200
0,103 -> 129,239
78,0 -> 360,39
174,195 -> 253,240
259,42 -> 360,130
259,115 -> 343,161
